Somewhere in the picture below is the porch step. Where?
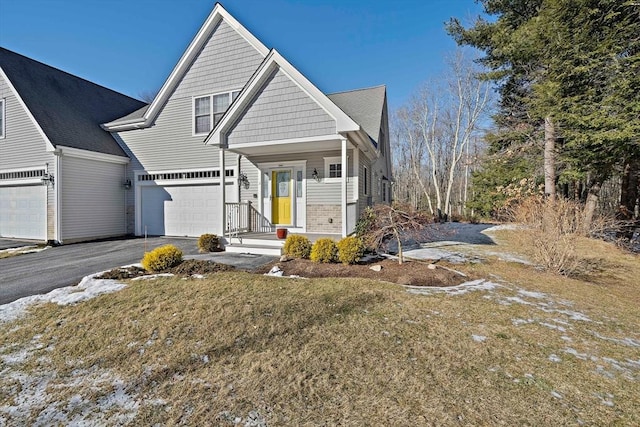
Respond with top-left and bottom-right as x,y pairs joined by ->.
225,243 -> 283,256
227,237 -> 285,248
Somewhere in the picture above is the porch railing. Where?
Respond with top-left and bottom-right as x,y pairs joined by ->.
225,201 -> 274,241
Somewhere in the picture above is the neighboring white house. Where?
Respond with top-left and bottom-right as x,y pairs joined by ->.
1,4 -> 392,248
0,48 -> 146,243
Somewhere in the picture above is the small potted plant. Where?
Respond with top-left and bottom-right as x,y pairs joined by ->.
276,228 -> 288,239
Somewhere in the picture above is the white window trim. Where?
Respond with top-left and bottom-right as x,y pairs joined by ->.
0,98 -> 5,139
324,156 -> 348,181
192,89 -> 241,136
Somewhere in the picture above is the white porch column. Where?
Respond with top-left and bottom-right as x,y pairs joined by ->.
341,137 -> 348,237
219,147 -> 226,236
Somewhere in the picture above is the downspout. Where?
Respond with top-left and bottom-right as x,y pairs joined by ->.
54,150 -> 62,244
341,137 -> 348,237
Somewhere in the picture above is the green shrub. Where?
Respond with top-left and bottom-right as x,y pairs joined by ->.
198,233 -> 220,252
310,238 -> 338,263
283,234 -> 312,258
141,244 -> 183,272
337,236 -> 365,265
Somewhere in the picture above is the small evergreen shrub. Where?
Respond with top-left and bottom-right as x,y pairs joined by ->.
310,238 -> 338,263
141,244 -> 183,272
198,233 -> 220,252
283,234 -> 312,259
337,236 -> 365,265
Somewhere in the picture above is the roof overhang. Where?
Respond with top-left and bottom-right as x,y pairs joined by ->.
102,3 -> 269,132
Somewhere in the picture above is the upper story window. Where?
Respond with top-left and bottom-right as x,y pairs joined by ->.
0,99 -> 5,139
193,90 -> 240,135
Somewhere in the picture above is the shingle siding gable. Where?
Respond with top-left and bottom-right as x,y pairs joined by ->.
227,68 -> 336,145
171,20 -> 264,99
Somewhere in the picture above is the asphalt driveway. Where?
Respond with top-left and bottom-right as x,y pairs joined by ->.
0,237 -> 275,305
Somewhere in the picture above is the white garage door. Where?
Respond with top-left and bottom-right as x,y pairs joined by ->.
0,185 -> 47,240
141,184 -> 236,237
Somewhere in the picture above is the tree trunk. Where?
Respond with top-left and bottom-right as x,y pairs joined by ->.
620,159 -> 640,219
544,116 -> 556,202
584,181 -> 601,234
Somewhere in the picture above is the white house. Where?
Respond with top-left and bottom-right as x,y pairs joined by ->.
1,3 -> 392,252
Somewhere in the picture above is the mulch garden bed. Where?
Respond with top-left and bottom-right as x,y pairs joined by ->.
255,258 -> 468,287
98,257 -> 468,288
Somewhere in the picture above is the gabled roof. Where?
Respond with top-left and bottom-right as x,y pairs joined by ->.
204,49 -> 361,147
328,85 -> 387,146
103,2 -> 269,131
0,47 -> 145,157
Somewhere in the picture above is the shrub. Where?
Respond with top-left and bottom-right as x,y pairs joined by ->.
310,238 -> 338,263
198,233 -> 220,252
509,196 -> 614,276
337,236 -> 365,265
283,234 -> 312,259
141,244 -> 183,272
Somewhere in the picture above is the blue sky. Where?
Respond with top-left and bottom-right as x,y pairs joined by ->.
0,0 -> 485,110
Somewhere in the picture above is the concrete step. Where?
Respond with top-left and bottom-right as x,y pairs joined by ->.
225,244 -> 283,256
227,237 -> 285,248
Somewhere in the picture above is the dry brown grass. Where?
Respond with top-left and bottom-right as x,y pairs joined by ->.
1,230 -> 638,425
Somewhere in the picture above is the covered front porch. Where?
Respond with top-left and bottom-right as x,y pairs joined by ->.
223,227 -> 342,256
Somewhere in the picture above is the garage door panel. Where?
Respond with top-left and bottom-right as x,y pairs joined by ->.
0,186 -> 47,240
141,184 -> 235,237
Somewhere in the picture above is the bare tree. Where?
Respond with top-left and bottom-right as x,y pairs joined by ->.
393,50 -> 491,219
357,204 -> 432,264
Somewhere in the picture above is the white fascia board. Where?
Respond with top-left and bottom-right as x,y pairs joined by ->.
140,3 -> 269,128
0,66 -> 56,152
56,146 -> 130,164
205,49 -> 360,146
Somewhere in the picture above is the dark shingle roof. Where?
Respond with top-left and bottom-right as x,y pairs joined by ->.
0,47 -> 147,157
328,85 -> 386,144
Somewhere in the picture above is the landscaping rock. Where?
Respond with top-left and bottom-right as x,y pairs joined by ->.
428,264 -> 437,270
370,265 -> 382,272
280,255 -> 291,262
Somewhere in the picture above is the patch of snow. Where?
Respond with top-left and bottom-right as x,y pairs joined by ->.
588,330 -> 640,348
561,336 -> 572,341
483,224 -> 523,232
518,290 -> 547,299
563,348 -> 589,360
0,246 -> 50,255
264,266 -> 284,277
406,279 -> 502,296
191,274 -> 205,279
540,322 -> 567,332
472,335 -> 487,342
549,354 -> 561,363
550,391 -> 563,399
130,273 -> 174,281
0,272 -> 127,324
403,247 -> 474,264
512,318 -> 535,326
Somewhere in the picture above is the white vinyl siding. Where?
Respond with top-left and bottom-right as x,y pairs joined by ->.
0,98 -> 5,138
60,156 -> 126,241
226,68 -> 336,145
0,75 -> 52,170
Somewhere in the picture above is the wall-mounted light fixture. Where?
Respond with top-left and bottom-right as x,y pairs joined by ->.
312,168 -> 320,183
238,172 -> 250,189
41,173 -> 55,187
123,179 -> 132,190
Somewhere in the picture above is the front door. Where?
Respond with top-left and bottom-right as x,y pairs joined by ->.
272,170 -> 291,224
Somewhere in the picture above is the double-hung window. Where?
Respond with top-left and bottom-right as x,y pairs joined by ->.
363,166 -> 369,195
193,90 -> 240,135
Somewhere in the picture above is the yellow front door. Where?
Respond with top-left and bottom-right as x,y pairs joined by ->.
272,170 -> 291,224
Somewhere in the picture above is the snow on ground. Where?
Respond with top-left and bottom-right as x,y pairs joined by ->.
0,271 -> 126,325
0,246 -> 50,256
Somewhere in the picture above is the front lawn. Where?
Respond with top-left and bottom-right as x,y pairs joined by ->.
0,230 -> 638,425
